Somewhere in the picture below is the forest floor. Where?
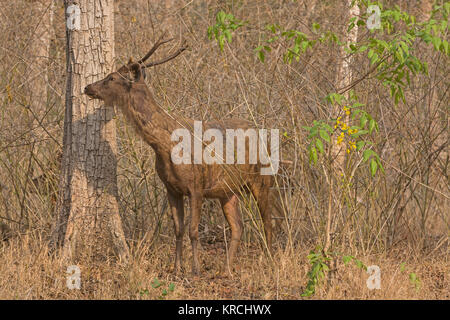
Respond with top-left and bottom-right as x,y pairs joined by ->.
0,234 -> 448,299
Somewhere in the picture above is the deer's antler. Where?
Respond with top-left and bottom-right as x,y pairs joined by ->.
137,34 -> 174,64
143,40 -> 188,68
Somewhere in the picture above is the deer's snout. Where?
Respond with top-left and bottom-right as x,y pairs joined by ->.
84,84 -> 98,99
84,85 -> 92,95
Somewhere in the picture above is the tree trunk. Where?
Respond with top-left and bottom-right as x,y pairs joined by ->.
54,0 -> 129,262
331,1 -> 360,172
325,0 -> 360,257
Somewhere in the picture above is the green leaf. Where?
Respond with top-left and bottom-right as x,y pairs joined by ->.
363,149 -> 373,162
315,138 -> 324,154
431,36 -> 442,51
310,127 -> 318,138
376,158 -> 385,174
224,29 -> 232,43
359,45 -> 368,52
343,255 -> 353,265
168,283 -> 175,292
319,129 -> 330,143
219,36 -> 225,51
370,158 -> 378,176
312,23 -> 320,32
322,123 -> 333,133
301,40 -> 309,52
347,22 -> 355,32
409,273 -> 418,284
371,52 -> 379,64
350,130 -> 369,138
257,50 -> 265,62
309,146 -> 318,165
216,11 -> 226,24
357,19 -> 366,27
368,119 -> 376,133
350,102 -> 365,108
441,39 -> 448,55
360,114 -> 368,128
400,41 -> 409,56
356,140 -> 365,151
354,259 -> 366,270
151,278 -> 161,288
207,26 -> 213,39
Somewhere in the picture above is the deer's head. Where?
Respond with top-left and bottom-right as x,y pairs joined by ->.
84,36 -> 187,106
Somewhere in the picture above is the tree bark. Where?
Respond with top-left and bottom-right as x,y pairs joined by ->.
331,1 -> 360,172
54,0 -> 129,262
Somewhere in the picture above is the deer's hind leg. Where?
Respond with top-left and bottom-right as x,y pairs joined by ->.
168,190 -> 185,273
189,191 -> 203,275
250,178 -> 274,256
220,194 -> 243,270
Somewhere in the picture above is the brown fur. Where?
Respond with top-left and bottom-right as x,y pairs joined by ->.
84,41 -> 274,274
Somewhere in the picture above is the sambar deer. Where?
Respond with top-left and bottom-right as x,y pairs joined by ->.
84,36 -> 278,275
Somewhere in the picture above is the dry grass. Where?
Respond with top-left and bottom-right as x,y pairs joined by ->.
0,234 -> 448,299
0,0 -> 448,300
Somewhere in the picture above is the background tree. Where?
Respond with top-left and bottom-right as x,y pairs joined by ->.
0,0 -> 446,299
331,1 -> 360,174
54,0 -> 129,262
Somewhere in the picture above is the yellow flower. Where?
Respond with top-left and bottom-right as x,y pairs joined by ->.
347,148 -> 350,154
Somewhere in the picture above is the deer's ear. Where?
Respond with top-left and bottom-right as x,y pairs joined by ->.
128,63 -> 143,82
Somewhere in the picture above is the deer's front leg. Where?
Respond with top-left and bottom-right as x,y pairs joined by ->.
189,192 -> 202,275
220,194 -> 243,271
168,190 -> 184,273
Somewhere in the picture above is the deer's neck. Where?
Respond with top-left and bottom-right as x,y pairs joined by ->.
121,85 -> 178,155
